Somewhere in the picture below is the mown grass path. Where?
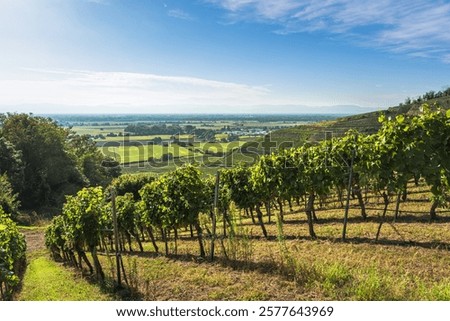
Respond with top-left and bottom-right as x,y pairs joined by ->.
16,227 -> 112,301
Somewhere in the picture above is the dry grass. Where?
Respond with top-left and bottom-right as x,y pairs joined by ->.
94,182 -> 450,300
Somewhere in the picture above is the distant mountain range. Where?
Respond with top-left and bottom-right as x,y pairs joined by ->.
245,104 -> 382,115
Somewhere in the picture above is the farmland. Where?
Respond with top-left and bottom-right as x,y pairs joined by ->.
60,114 -> 334,174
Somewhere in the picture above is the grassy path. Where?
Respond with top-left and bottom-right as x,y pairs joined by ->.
16,227 -> 112,301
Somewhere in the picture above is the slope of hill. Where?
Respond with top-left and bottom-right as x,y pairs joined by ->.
270,95 -> 450,145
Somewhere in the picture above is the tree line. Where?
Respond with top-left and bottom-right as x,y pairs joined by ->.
0,113 -> 121,213
402,86 -> 450,105
124,123 -> 216,141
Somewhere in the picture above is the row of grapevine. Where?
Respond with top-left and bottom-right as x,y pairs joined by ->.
45,187 -> 108,279
0,208 -> 26,300
45,105 -> 450,281
227,105 -> 450,238
44,167 -> 213,281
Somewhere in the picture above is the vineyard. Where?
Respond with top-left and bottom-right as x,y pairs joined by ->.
39,105 -> 450,300
0,208 -> 26,300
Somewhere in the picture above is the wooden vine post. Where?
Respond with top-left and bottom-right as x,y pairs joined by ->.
342,135 -> 356,241
111,188 -> 122,287
210,171 -> 220,261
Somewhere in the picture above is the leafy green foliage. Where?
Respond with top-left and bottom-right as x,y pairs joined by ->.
368,105 -> 450,213
45,215 -> 68,257
0,113 -> 122,213
204,174 -> 231,214
63,187 -> 106,250
45,187 -> 107,279
0,208 -> 26,299
0,137 -> 24,193
222,165 -> 258,211
68,134 -> 121,187
0,114 -> 85,209
139,165 -> 209,255
0,174 -> 20,220
140,165 -> 207,231
111,173 -> 155,200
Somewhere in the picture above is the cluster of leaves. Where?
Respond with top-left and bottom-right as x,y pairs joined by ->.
0,113 -> 121,212
0,174 -> 20,220
139,165 -> 210,256
0,208 -> 26,300
369,106 -> 450,217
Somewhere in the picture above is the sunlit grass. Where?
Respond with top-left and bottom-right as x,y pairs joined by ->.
18,254 -> 112,301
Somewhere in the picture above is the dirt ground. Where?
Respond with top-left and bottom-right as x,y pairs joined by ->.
21,228 -> 46,252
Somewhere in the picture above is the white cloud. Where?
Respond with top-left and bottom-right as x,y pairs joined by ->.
168,9 -> 195,21
0,69 -> 271,112
85,0 -> 109,4
443,54 -> 450,64
208,0 -> 450,62
0,69 -> 400,113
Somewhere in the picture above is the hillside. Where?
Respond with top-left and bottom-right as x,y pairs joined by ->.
270,94 -> 450,144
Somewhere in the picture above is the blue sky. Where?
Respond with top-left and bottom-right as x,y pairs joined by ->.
1,0 -> 450,114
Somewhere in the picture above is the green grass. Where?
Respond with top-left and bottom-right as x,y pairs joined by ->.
99,144 -> 194,164
99,141 -> 248,167
18,225 -> 47,231
18,253 -> 112,301
196,141 -> 246,152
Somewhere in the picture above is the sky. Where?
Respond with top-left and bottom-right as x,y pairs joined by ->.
1,0 -> 450,114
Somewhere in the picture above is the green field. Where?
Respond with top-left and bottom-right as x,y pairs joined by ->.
99,141 -> 249,165
100,144 -> 194,164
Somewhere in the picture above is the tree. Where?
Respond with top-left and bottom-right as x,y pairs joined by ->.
68,134 -> 121,187
0,174 -> 20,220
0,137 -> 24,194
0,114 -> 85,209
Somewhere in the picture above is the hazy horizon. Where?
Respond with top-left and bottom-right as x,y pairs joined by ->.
3,103 -> 381,116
